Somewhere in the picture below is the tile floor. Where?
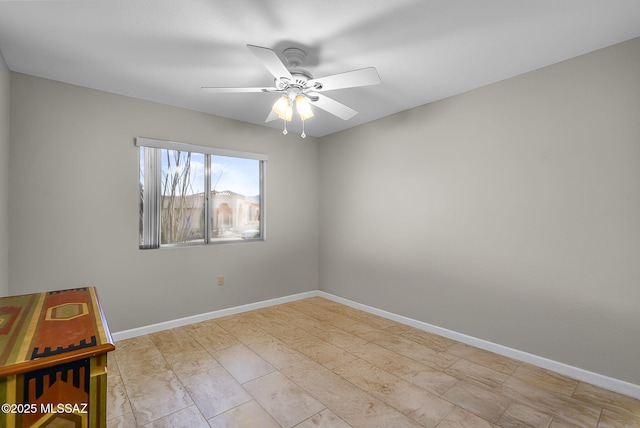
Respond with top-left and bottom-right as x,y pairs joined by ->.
106,297 -> 640,427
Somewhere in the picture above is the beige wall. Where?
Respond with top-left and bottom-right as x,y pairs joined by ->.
319,38 -> 640,384
0,51 -> 9,296
8,73 -> 319,331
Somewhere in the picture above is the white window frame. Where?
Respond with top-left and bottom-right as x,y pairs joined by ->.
137,137 -> 267,249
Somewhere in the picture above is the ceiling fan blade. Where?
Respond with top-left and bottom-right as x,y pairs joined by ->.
265,110 -> 279,122
201,86 -> 277,93
247,44 -> 293,81
308,67 -> 381,91
311,94 -> 358,120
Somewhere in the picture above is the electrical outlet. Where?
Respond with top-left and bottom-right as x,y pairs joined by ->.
217,275 -> 224,286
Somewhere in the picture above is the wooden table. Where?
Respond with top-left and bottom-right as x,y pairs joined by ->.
0,287 -> 115,427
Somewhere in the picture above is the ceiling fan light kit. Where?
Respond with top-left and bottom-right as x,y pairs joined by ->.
295,95 -> 314,120
272,95 -> 292,121
202,44 -> 381,138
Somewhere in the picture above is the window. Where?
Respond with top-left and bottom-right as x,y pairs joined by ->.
137,137 -> 266,249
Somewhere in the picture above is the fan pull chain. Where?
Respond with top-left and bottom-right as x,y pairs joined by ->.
301,119 -> 306,138
282,119 -> 288,135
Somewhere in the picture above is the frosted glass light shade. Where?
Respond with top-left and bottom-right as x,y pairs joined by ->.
295,95 -> 314,120
272,95 -> 292,121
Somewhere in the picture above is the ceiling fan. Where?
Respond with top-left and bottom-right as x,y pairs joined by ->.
202,44 -> 381,137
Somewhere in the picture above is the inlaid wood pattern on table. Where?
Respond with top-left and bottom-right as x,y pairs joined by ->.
1,287 -> 114,428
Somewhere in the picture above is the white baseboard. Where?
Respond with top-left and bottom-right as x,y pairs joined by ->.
111,290 -> 320,341
112,290 -> 640,400
317,291 -> 640,401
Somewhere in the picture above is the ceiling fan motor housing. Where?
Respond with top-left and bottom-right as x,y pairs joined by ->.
275,72 -> 322,99
276,47 -> 322,94
282,47 -> 306,68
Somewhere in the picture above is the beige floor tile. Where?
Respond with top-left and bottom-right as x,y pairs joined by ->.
244,371 -> 326,427
511,364 -> 579,397
348,342 -> 458,395
284,312 -> 334,333
300,305 -> 355,325
324,304 -> 366,318
289,335 -> 352,365
296,409 -> 353,428
383,323 -> 413,335
394,364 -> 460,397
108,352 -> 121,376
213,317 -> 273,345
400,328 -> 457,352
143,405 -> 209,427
250,309 -> 283,323
180,366 -> 252,419
308,325 -> 368,350
318,313 -> 380,337
348,342 -> 416,372
496,402 -> 553,428
125,372 -> 194,426
435,407 -> 496,428
211,343 -> 276,383
356,326 -> 405,343
249,308 -> 293,325
344,310 -> 398,330
149,328 -> 207,365
114,341 -> 159,362
106,374 -> 132,421
208,400 -> 280,428
250,313 -> 295,336
442,381 -> 512,423
548,417 -> 592,428
169,352 -> 220,380
596,408 -> 640,428
107,411 -> 137,428
272,326 -> 315,343
188,323 -> 239,352
572,382 -> 640,417
115,335 -> 156,353
445,359 -> 509,389
282,359 -> 423,428
116,346 -> 171,382
446,342 -> 520,375
333,358 -> 454,427
371,332 -> 459,370
247,336 -> 309,370
322,351 -> 358,370
499,376 -> 600,427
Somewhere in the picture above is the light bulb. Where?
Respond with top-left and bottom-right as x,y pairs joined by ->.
272,95 -> 292,121
295,95 -> 314,121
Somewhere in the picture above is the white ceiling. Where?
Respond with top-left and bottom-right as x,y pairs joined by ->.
1,1 -> 639,138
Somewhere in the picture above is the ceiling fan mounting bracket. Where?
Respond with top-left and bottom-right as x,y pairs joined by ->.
282,47 -> 306,68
